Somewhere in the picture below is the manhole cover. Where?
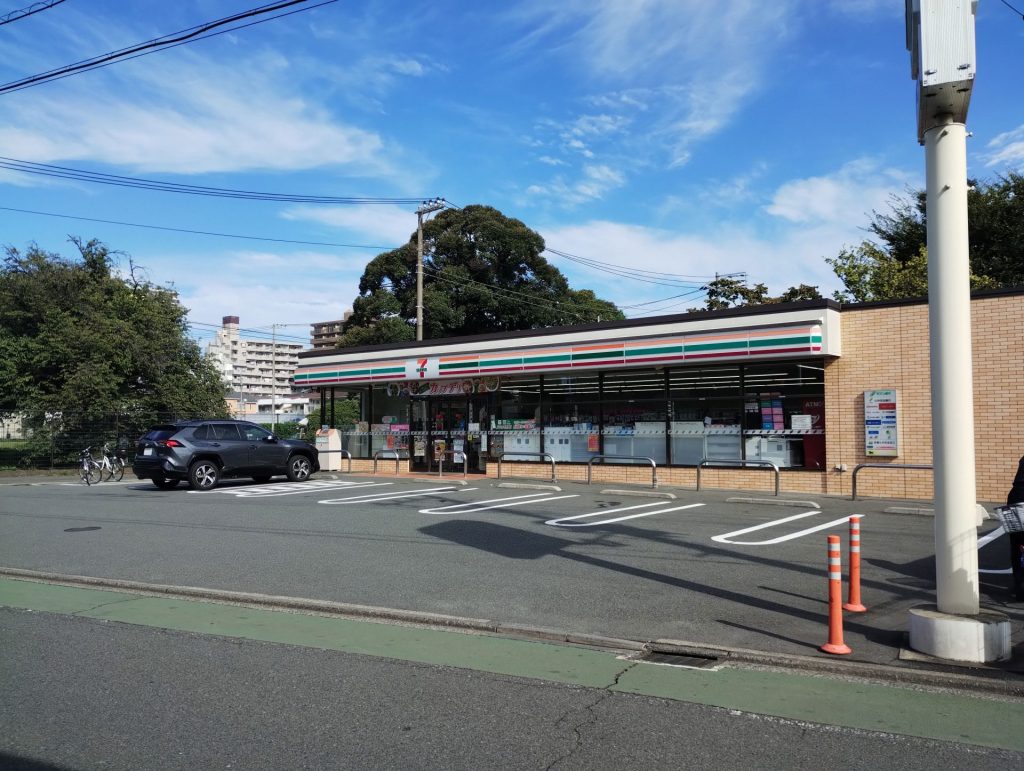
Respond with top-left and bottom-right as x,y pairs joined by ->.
640,651 -> 719,669
64,526 -> 102,532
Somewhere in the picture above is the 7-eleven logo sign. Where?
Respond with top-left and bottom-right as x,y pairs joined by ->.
406,357 -> 438,380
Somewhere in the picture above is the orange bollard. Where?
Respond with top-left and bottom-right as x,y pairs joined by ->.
820,534 -> 852,655
843,515 -> 867,612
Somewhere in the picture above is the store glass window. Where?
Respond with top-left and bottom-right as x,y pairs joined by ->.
601,369 -> 667,464
543,375 -> 600,461
369,385 -> 410,457
669,366 -> 742,464
741,360 -> 826,469
495,375 -> 542,459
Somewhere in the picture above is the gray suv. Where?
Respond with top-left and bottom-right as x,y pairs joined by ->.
133,420 -> 320,491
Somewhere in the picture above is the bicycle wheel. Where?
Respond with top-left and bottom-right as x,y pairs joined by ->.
110,458 -> 125,482
82,462 -> 98,486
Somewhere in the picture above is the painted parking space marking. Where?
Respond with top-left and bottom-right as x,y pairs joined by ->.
546,502 -> 705,527
190,480 -> 390,498
711,511 -> 859,546
419,492 -> 578,515
319,487 -> 477,505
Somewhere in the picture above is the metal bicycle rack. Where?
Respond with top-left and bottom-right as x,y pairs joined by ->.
496,452 -> 557,484
372,449 -> 402,475
851,462 -> 932,500
696,458 -> 780,496
586,455 -> 658,489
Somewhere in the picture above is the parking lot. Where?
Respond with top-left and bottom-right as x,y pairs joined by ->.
1,473 -> 1021,665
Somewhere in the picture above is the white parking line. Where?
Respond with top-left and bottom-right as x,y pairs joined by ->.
546,502 -> 705,527
711,511 -> 859,545
419,492 -> 578,515
192,481 -> 391,497
319,486 -> 474,505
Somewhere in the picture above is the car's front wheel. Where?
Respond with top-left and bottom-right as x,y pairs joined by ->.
152,477 -> 180,490
286,454 -> 313,482
188,460 -> 220,491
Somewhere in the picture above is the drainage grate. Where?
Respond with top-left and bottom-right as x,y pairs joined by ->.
640,651 -> 719,669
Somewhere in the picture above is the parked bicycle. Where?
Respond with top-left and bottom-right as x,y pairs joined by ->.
97,443 -> 126,482
79,447 -> 102,486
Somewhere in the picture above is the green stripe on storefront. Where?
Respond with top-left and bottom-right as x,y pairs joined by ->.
572,350 -> 623,361
523,354 -> 572,364
625,345 -> 683,358
683,340 -> 748,352
477,358 -> 525,367
748,336 -> 811,348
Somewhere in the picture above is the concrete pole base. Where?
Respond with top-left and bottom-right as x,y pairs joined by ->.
908,605 -> 1011,663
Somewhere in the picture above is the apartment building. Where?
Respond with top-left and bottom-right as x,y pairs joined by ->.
205,316 -> 307,419
310,310 -> 352,351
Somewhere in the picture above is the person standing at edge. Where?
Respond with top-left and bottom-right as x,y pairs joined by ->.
1006,455 -> 1024,601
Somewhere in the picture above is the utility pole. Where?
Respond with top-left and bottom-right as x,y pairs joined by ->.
271,323 -> 278,430
416,198 -> 445,341
905,0 -> 1008,662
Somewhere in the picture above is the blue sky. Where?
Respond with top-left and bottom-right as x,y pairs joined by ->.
1,0 -> 1021,347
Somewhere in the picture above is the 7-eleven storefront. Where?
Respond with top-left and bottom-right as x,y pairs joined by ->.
294,291 -> 1024,501
295,302 -> 840,485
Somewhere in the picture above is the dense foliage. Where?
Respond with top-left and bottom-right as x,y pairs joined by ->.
0,239 -> 228,463
339,205 -> 623,346
828,172 -> 1023,302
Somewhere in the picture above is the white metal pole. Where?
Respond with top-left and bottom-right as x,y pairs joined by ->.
272,324 -> 278,430
416,211 -> 424,342
925,116 -> 979,616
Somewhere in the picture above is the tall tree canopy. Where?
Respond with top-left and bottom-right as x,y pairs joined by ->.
828,171 -> 1023,302
340,205 -> 624,346
0,239 -> 228,453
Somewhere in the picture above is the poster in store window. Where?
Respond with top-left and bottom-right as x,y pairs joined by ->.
864,389 -> 898,457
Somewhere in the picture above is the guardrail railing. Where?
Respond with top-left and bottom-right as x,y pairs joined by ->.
587,455 -> 658,489
317,448 -> 353,473
851,462 -> 932,500
697,458 -> 780,496
496,452 -> 557,484
372,449 -> 402,475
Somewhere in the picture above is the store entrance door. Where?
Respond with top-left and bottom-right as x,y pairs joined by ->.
410,395 -> 491,473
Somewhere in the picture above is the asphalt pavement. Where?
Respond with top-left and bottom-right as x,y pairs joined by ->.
2,471 -> 1023,768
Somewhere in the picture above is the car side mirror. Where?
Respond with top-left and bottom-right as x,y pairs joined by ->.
264,435 -> 278,443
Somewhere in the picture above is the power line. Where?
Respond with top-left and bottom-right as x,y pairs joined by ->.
997,0 -> 1024,20
423,267 -> 584,320
0,157 -> 432,204
545,247 -> 713,281
0,0 -> 68,27
189,320 -> 309,343
0,205 -> 395,250
0,1 -> 336,95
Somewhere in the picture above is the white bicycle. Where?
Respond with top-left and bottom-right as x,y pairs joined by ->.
96,443 -> 126,482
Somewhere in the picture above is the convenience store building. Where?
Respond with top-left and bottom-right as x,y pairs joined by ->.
293,290 -> 1024,502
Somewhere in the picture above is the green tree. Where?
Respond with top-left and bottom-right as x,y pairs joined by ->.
830,171 -> 1024,301
695,277 -> 822,311
340,205 -> 623,346
0,239 -> 228,462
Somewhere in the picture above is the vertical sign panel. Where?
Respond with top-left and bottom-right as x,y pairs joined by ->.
864,389 -> 899,457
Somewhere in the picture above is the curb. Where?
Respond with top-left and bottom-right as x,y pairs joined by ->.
727,497 -> 820,508
599,489 -> 676,499
495,482 -> 561,491
3,567 -> 1021,697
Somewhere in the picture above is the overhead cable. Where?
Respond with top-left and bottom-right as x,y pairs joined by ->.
0,0 -> 68,27
0,1 -> 337,95
0,205 -> 395,250
0,157 -> 432,204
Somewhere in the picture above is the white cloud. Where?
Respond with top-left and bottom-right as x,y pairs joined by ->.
538,156 -> 568,166
0,48 -> 390,176
984,125 -> 1024,168
527,163 -> 626,205
281,205 -> 417,245
765,159 -> 913,226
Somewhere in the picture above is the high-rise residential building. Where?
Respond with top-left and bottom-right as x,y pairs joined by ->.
310,310 -> 352,350
205,316 -> 307,420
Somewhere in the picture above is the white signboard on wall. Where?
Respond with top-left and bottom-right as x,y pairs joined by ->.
864,389 -> 899,457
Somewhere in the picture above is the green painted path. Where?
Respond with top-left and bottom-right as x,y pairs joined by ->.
3,577 -> 1022,753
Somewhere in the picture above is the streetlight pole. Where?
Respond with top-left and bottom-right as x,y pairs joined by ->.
416,199 -> 445,342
